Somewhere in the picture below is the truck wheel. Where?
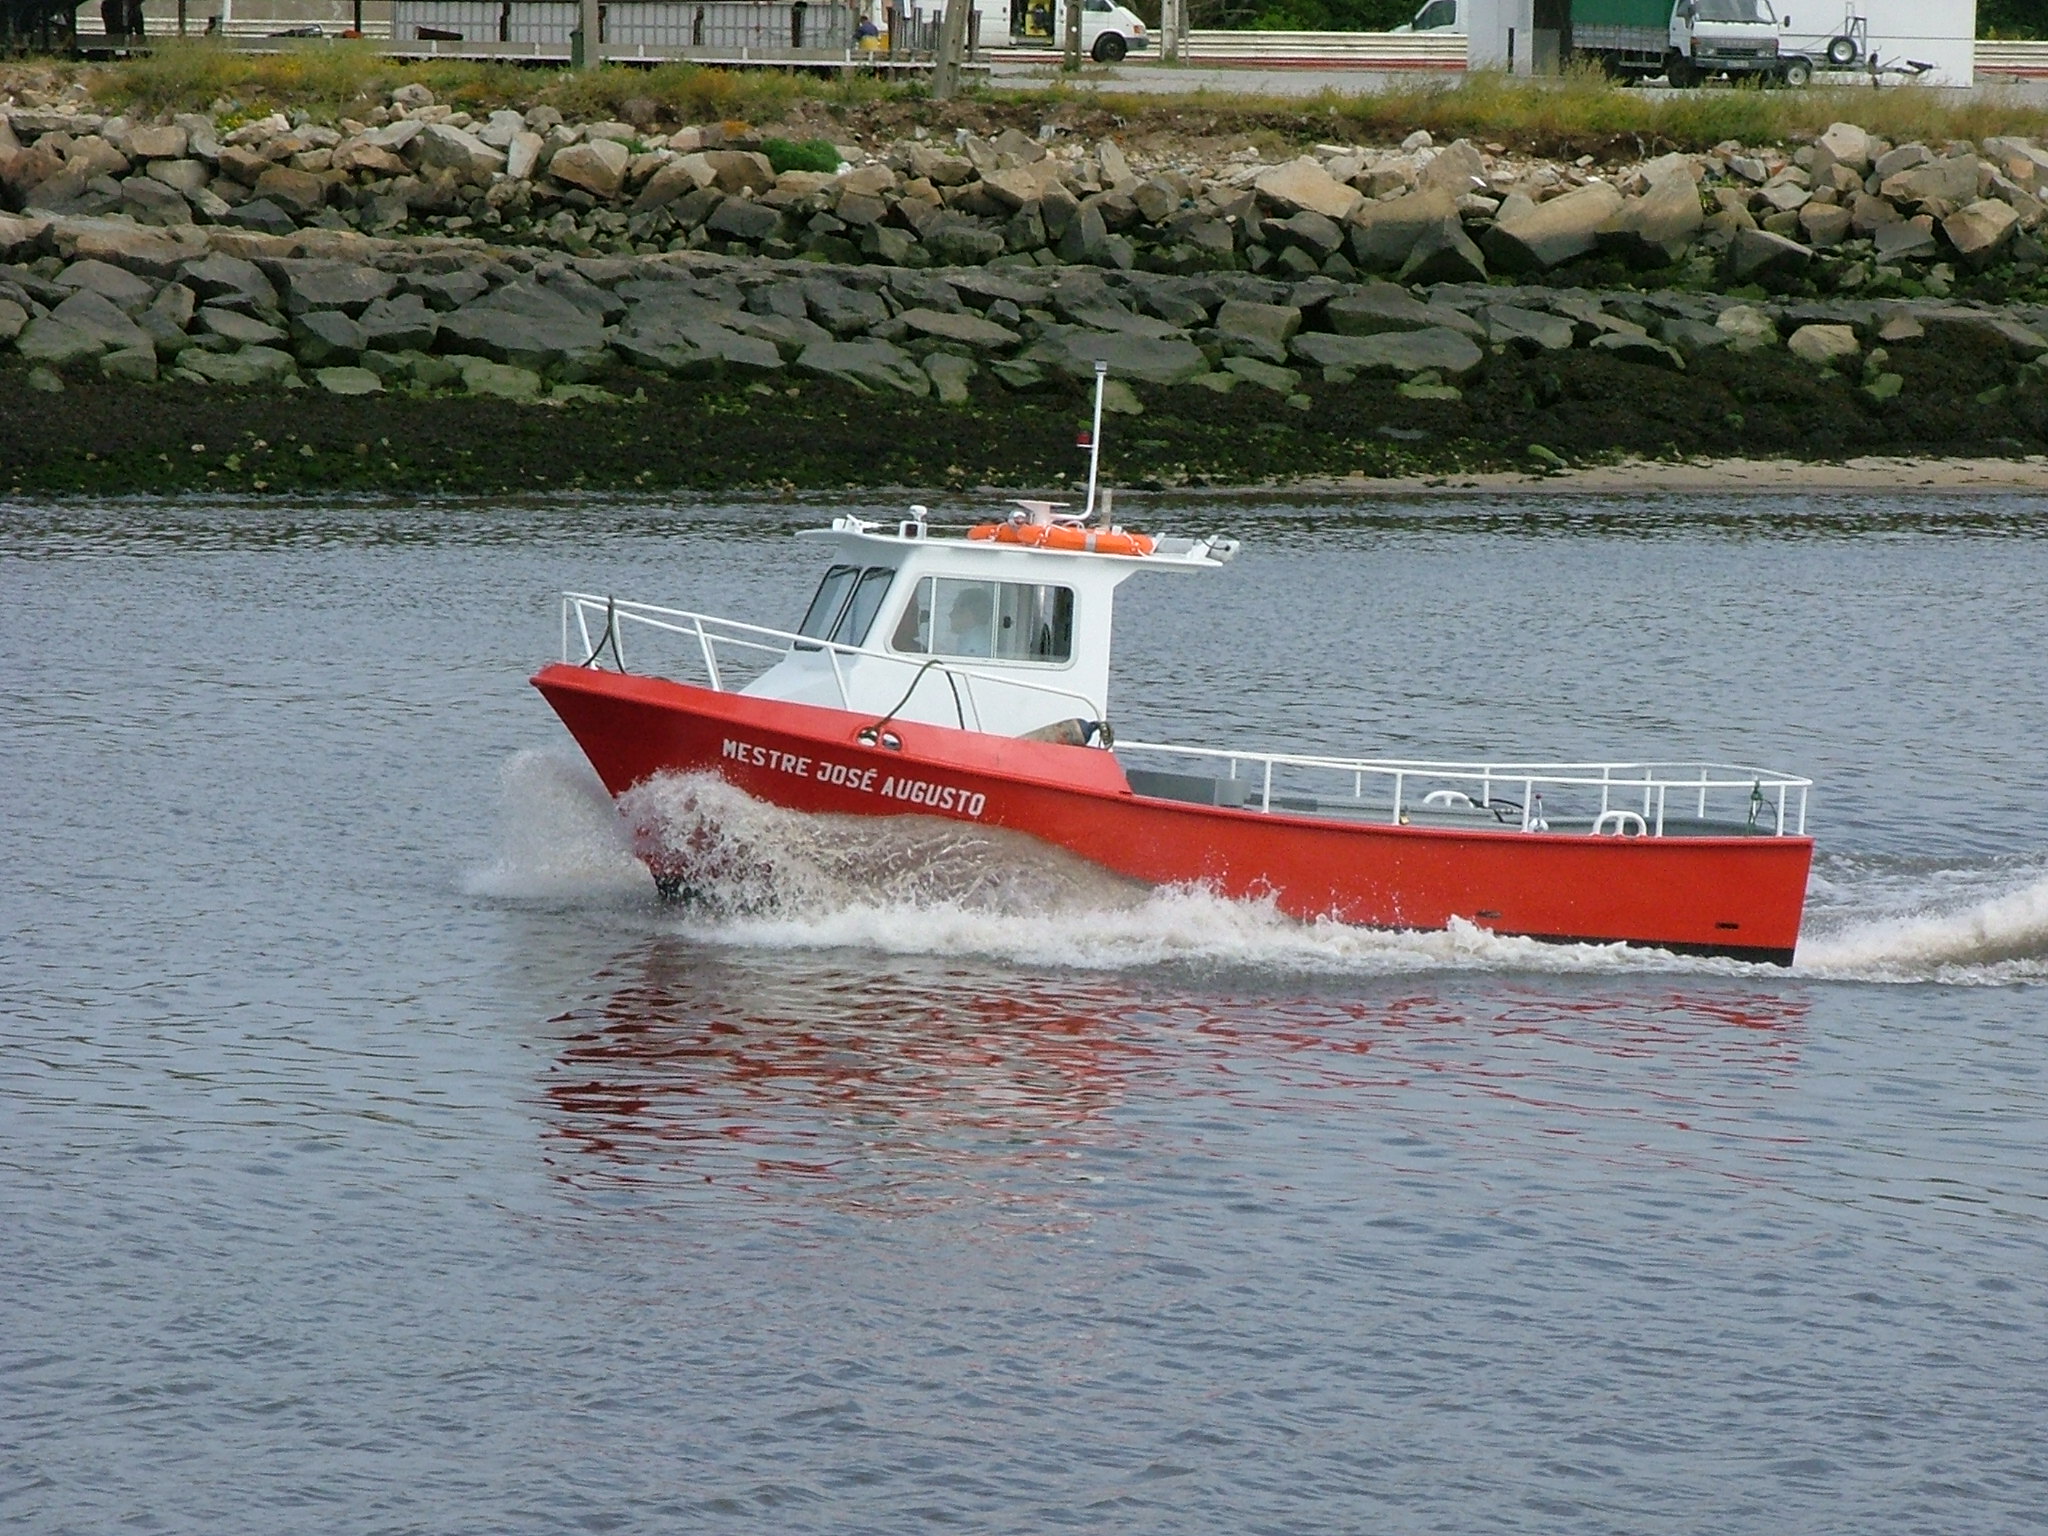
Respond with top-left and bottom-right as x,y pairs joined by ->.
1091,32 -> 1126,62
1826,34 -> 1858,65
1667,56 -> 1699,87
1782,57 -> 1812,86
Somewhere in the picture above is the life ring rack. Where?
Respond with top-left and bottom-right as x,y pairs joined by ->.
967,521 -> 1157,557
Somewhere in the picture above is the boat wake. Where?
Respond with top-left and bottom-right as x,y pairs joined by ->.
471,752 -> 2048,985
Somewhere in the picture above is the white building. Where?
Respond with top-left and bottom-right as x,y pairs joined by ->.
1466,0 -> 1976,87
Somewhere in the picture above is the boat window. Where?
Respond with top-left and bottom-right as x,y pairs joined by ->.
831,567 -> 896,646
891,577 -> 1073,663
797,564 -> 897,646
797,564 -> 859,640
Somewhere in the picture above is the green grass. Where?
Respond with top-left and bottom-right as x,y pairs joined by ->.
61,45 -> 2048,157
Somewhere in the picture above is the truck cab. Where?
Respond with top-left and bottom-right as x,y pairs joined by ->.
1670,0 -> 1813,84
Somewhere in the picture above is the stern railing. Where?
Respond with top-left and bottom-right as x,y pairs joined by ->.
1114,739 -> 1811,838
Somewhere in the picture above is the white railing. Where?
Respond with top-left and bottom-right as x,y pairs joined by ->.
1977,40 -> 2048,75
1115,739 -> 1811,838
560,592 -> 1103,732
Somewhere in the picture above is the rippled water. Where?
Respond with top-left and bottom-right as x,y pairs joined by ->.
4,493 -> 2047,1535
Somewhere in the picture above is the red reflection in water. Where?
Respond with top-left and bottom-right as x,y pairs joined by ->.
535,941 -> 1814,1217
539,943 -> 1162,1219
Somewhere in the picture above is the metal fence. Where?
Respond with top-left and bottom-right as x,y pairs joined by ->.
390,0 -> 852,49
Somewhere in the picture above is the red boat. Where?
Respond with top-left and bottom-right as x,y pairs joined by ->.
535,380 -> 1814,965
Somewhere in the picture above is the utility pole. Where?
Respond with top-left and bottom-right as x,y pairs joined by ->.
1062,0 -> 1080,69
1162,0 -> 1188,64
931,0 -> 971,98
574,0 -> 601,68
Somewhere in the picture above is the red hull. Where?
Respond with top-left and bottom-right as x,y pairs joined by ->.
532,663 -> 1813,964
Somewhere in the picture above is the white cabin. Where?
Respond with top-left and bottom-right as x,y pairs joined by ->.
739,512 -> 1237,739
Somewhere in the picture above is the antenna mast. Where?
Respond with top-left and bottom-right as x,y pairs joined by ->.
1083,360 -> 1107,522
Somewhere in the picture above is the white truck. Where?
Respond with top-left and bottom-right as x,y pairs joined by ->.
926,0 -> 1149,60
1571,0 -> 1816,86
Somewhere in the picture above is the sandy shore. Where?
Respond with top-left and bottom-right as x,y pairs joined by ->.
1306,455 -> 2048,494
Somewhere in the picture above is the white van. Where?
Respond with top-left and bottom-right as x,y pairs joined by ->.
1003,0 -> 1151,59
1393,0 -> 1462,32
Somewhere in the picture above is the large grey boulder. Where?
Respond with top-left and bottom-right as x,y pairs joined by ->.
272,262 -> 396,316
47,287 -> 152,352
197,304 -> 288,346
416,122 -> 508,185
1325,282 -> 1458,337
146,158 -> 213,195
1213,298 -> 1301,363
55,257 -> 155,313
1396,218 -> 1487,285
612,316 -> 783,377
253,165 -> 329,217
1483,182 -> 1625,272
924,220 -> 1006,266
14,316 -> 107,366
1347,188 -> 1457,272
117,176 -> 192,227
1943,199 -> 2020,267
400,269 -> 490,311
0,298 -> 26,345
1254,157 -> 1361,221
357,293 -> 440,352
1020,325 -> 1209,386
1818,122 -> 1874,173
1288,326 -> 1484,381
180,344 -> 298,385
439,280 -> 607,369
1874,216 -> 1940,262
1481,304 -> 1574,352
289,309 -> 367,364
1725,227 -> 1812,281
1417,139 -> 1487,196
804,280 -> 890,336
225,199 -> 297,236
795,337 -> 931,395
705,197 -> 783,243
548,139 -> 629,199
1878,155 -> 1980,211
179,252 -> 277,311
896,306 -> 1020,349
1786,323 -> 1859,366
1599,174 -> 1703,268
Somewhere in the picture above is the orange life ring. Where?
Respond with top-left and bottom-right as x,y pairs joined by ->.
965,522 -> 1155,556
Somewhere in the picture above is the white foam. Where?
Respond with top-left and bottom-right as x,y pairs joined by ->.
1796,864 -> 2048,984
472,762 -> 2047,985
461,748 -> 648,900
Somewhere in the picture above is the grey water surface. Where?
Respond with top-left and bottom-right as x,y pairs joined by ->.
3,492 -> 2046,1536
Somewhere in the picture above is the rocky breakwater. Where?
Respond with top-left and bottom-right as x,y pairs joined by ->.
8,90 -> 2048,492
4,88 -> 2047,295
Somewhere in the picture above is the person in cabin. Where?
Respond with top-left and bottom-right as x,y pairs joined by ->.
937,585 -> 994,657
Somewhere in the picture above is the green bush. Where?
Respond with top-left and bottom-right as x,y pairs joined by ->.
761,136 -> 842,174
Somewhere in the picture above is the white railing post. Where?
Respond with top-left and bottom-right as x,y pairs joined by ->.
1262,760 -> 1273,813
1391,771 -> 1404,825
695,617 -> 722,692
